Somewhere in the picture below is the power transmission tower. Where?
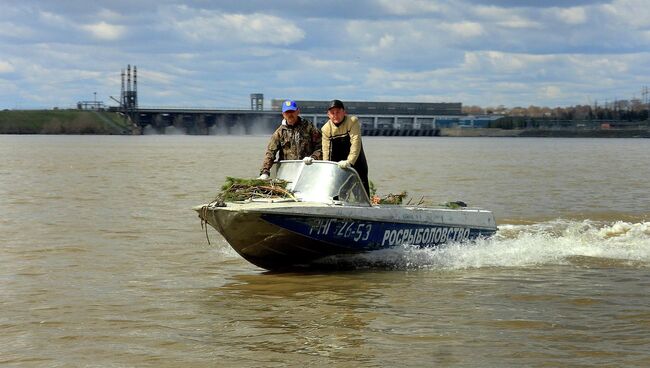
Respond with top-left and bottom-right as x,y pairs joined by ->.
114,65 -> 139,129
642,86 -> 649,122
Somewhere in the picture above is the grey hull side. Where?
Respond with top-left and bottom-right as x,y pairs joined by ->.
197,206 -> 354,270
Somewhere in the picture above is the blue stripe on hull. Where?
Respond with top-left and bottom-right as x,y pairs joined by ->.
261,214 -> 494,251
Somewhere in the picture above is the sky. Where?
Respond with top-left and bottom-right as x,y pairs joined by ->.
1,0 -> 649,110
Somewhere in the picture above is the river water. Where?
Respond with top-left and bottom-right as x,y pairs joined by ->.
1,135 -> 649,367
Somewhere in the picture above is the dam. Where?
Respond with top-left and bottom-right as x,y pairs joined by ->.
110,65 -> 462,135
115,96 -> 462,136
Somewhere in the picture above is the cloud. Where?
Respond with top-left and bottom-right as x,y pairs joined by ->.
375,0 -> 445,15
538,85 -> 563,99
139,69 -> 177,85
462,51 -> 557,74
38,11 -> 69,26
361,33 -> 396,54
556,7 -> 587,24
601,0 -> 650,28
2,0 -> 650,109
0,21 -> 35,39
167,7 -> 305,45
0,61 -> 16,73
81,21 -> 126,41
472,6 -> 542,29
443,21 -> 485,38
96,8 -> 122,20
343,19 -> 462,69
365,67 -> 442,91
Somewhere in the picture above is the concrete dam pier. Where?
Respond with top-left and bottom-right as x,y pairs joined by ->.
121,99 -> 462,136
131,108 -> 279,135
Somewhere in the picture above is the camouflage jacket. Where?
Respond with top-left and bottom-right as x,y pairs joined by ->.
260,117 -> 322,175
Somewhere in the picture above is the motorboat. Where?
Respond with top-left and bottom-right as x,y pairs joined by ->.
194,160 -> 497,270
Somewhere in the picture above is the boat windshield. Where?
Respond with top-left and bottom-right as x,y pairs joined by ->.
274,160 -> 370,206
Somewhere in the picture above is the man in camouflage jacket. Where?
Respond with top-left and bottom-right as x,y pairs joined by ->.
258,100 -> 322,178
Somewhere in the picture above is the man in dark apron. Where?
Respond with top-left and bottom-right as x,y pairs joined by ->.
321,99 -> 370,196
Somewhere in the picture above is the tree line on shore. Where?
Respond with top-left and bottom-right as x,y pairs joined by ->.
463,99 -> 649,130
463,99 -> 649,121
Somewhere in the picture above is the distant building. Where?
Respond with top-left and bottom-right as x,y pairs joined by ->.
77,101 -> 105,110
271,99 -> 462,116
436,115 -> 504,128
270,99 -> 462,135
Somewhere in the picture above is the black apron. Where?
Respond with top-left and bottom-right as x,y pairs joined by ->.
329,128 -> 370,196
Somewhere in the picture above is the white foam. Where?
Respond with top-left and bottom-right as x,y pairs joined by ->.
320,220 -> 650,270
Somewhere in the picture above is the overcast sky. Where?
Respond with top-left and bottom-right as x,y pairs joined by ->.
1,0 -> 649,109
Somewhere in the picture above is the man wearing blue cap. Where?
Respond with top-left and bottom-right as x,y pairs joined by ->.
258,100 -> 322,179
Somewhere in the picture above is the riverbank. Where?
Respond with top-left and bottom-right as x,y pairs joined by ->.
2,110 -> 648,137
440,127 -> 650,138
0,110 -> 131,134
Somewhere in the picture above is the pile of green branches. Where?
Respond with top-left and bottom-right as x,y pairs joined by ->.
377,191 -> 408,205
369,181 -> 408,205
211,177 -> 294,206
442,201 -> 468,209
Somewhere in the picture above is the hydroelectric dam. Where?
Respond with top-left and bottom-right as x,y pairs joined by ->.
110,65 -> 462,136
115,97 -> 462,136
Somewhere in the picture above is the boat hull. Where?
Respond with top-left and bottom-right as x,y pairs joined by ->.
196,201 -> 497,270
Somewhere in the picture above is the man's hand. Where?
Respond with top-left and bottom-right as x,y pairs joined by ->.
303,157 -> 314,165
337,160 -> 350,169
258,173 -> 269,180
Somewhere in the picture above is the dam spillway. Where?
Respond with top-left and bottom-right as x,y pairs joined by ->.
117,99 -> 463,136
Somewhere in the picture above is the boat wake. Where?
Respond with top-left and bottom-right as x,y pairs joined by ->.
314,219 -> 650,270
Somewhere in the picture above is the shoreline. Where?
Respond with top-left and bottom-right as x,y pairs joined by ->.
439,127 -> 650,138
1,110 -> 648,138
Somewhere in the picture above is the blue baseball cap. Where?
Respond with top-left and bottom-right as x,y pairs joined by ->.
282,100 -> 298,112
